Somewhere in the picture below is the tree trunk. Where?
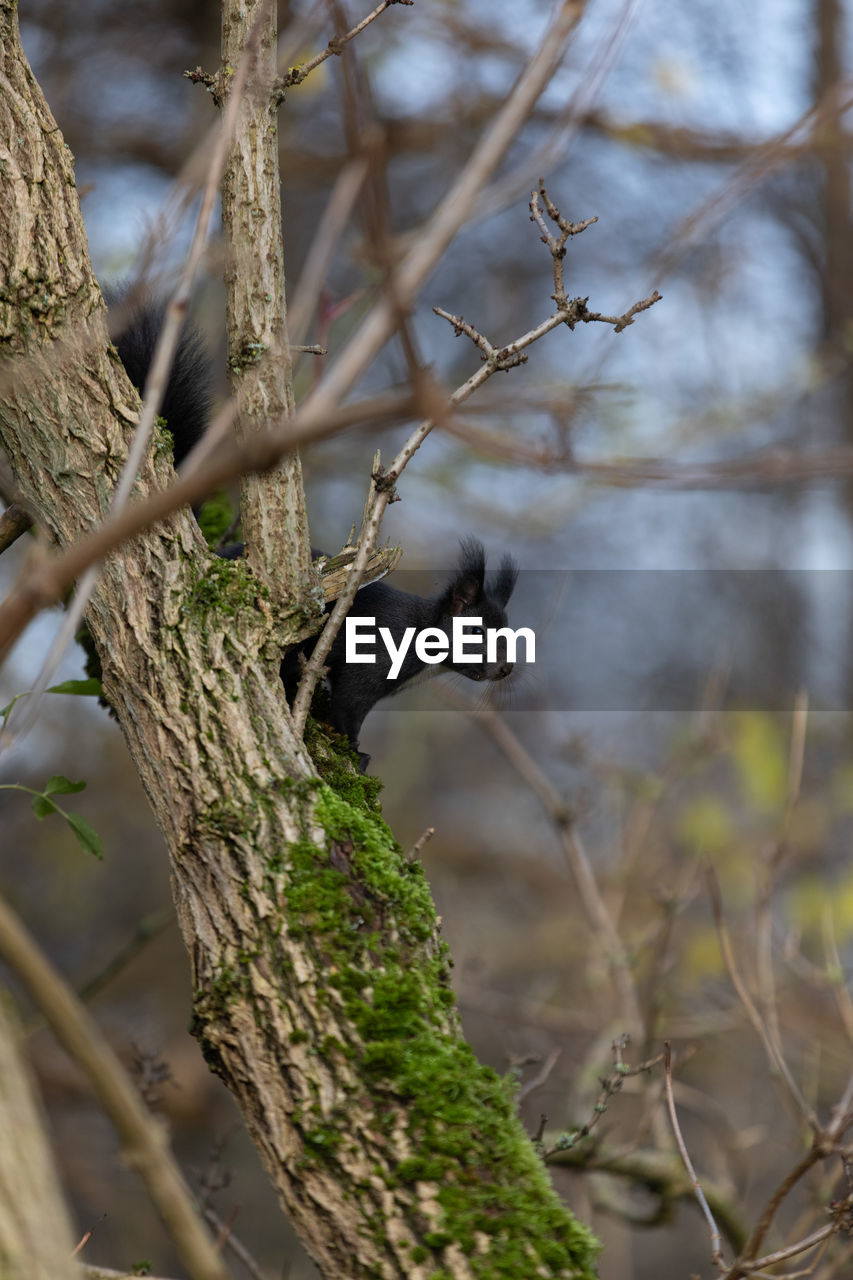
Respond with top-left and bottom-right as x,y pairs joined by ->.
0,5 -> 598,1276
220,0 -> 314,604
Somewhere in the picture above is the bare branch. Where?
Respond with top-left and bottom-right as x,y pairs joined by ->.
72,1214 -> 107,1257
287,157 -> 369,351
283,0 -> 412,88
821,906 -> 853,1051
434,184 -> 661,366
518,1047 -> 563,1104
406,826 -> 436,862
201,1207 -> 272,1280
664,1041 -> 726,1270
731,1146 -> 827,1275
707,868 -> 819,1130
0,889 -> 229,1280
437,685 -> 646,1040
543,1038 -> 665,1154
299,1 -> 585,421
287,10 -> 590,726
546,1136 -> 748,1252
0,387 -> 416,663
741,1222 -> 836,1276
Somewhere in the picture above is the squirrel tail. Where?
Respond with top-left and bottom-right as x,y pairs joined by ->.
111,297 -> 212,467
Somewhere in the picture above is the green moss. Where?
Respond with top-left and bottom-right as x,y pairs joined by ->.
186,554 -> 269,621
153,416 -> 174,459
301,1124 -> 343,1157
303,715 -> 384,812
202,798 -> 247,838
273,782 -> 600,1278
197,489 -> 238,549
228,341 -> 267,374
180,690 -> 596,1274
207,959 -> 251,1009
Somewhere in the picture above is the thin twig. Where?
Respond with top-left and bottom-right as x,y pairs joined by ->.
518,1048 -> 562,1104
0,387 -> 416,662
731,1223 -> 835,1277
543,1038 -> 665,1154
406,826 -> 435,861
821,905 -> 853,1050
284,0 -> 412,87
546,1134 -> 748,1253
290,448 -> 391,733
72,1214 -> 107,1256
732,1145 -> 825,1269
664,1041 -> 726,1270
289,6 -> 587,724
287,157 -> 369,351
707,867 -> 819,1130
437,684 -> 646,1041
202,1207 -> 272,1280
827,1072 -> 853,1142
297,0 -> 584,423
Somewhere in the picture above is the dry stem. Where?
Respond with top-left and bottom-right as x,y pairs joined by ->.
0,891 -> 228,1280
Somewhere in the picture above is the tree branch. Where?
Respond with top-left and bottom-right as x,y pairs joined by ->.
0,996 -> 78,1280
0,890 -> 228,1280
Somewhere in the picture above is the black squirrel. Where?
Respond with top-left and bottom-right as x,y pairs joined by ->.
112,299 -> 212,467
113,303 -> 518,767
280,540 -> 517,768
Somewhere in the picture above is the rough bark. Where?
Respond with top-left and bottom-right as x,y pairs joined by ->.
220,0 -> 315,606
0,5 -> 599,1277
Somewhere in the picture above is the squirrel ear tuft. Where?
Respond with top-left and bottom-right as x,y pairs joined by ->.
456,537 -> 486,584
491,555 -> 518,606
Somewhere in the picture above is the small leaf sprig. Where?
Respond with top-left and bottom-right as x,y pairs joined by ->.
0,774 -> 102,858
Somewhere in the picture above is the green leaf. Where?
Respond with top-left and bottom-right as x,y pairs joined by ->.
0,692 -> 26,724
32,795 -> 58,819
47,678 -> 103,697
677,795 -> 733,855
43,775 -> 87,796
66,812 -> 103,859
731,712 -> 788,814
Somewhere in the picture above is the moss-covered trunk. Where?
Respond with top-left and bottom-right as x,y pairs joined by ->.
0,4 -> 598,1275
